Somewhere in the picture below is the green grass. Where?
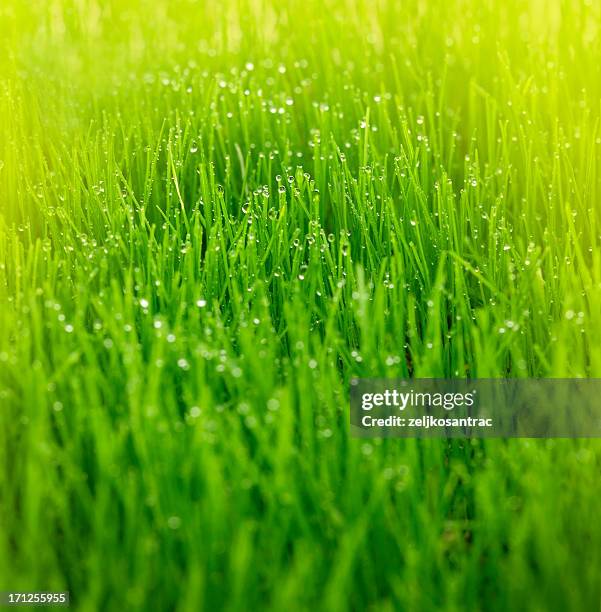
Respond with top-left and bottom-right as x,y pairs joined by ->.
1,0 -> 601,609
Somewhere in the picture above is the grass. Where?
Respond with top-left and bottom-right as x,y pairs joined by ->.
1,0 -> 601,609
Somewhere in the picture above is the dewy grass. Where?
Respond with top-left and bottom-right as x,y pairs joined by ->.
1,0 -> 601,609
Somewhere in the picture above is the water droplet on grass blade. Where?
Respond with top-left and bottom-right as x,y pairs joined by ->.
167,516 -> 182,529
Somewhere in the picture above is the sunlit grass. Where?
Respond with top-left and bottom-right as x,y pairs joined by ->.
1,0 -> 601,610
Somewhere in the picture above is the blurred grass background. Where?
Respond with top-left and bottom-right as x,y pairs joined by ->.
1,0 -> 601,610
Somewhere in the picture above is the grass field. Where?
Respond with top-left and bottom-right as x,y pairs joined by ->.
2,0 -> 601,609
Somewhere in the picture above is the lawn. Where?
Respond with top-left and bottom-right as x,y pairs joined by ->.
1,0 -> 601,610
